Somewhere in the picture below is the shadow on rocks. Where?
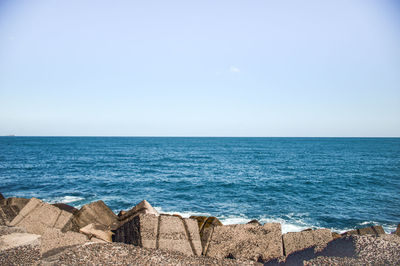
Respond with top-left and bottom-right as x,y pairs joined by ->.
263,237 -> 357,266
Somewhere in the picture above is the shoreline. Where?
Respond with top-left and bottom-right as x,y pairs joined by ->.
2,193 -> 400,265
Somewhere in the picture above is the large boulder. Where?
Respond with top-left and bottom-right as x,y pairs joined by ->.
0,232 -> 41,265
0,193 -> 4,200
118,200 -> 159,224
342,225 -> 385,237
80,223 -> 113,242
73,200 -> 119,230
190,216 -> 223,254
282,229 -> 333,256
0,197 -> 30,211
0,205 -> 20,225
113,213 -> 202,257
205,223 -> 283,262
9,198 -> 75,235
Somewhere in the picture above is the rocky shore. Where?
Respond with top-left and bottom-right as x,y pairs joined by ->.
1,192 -> 399,265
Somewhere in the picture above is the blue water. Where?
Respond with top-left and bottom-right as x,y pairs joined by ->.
1,137 -> 399,233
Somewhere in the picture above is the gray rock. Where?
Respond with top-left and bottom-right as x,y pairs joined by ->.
247,219 -> 262,226
10,198 -> 75,235
113,213 -> 202,257
0,232 -> 41,265
282,228 -> 333,256
72,200 -> 119,230
205,223 -> 283,262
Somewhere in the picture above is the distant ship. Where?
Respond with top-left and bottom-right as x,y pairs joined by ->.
4,135 -> 16,137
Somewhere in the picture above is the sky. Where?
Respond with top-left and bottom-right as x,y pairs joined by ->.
0,0 -> 399,137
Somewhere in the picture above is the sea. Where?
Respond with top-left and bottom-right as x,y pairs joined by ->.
1,137 -> 399,233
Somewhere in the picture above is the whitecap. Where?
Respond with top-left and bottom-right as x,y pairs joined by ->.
44,196 -> 85,204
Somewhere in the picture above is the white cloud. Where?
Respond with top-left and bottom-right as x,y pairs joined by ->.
229,66 -> 240,73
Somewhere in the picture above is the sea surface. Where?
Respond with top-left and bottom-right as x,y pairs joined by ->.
1,137 -> 399,233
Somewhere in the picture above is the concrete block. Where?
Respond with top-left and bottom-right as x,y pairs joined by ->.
113,213 -> 202,256
205,223 -> 283,262
118,200 -> 159,224
0,205 -> 19,225
10,198 -> 74,235
342,225 -> 386,237
190,216 -> 223,254
283,229 -> 333,256
0,197 -> 30,211
0,226 -> 27,236
0,232 -> 41,265
73,200 -> 119,230
41,227 -> 89,257
80,223 -> 113,242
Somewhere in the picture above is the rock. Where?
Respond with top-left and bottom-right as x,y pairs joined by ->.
52,203 -> 78,214
9,198 -> 75,235
0,197 -> 30,211
205,223 -> 283,262
0,205 -> 20,225
118,200 -> 159,224
341,225 -> 386,236
41,242 -> 261,265
394,224 -> 400,236
73,200 -> 119,230
190,216 -> 223,254
40,227 -> 89,257
0,226 -> 27,236
282,229 -> 333,256
247,219 -> 262,226
80,223 -> 113,242
113,213 -> 202,257
0,193 -> 4,200
0,232 -> 41,265
304,234 -> 400,265
332,232 -> 342,239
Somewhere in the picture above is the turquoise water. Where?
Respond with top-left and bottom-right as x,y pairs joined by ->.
1,137 -> 399,233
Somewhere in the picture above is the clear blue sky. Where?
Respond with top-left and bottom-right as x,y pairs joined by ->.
0,0 -> 399,137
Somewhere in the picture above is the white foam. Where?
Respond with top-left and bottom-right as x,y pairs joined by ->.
154,206 -> 211,218
44,196 -> 85,204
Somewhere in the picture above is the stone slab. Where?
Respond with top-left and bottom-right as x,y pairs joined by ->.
9,198 -> 74,235
205,223 -> 283,262
0,232 -> 41,265
113,213 -> 202,256
282,229 -> 333,256
73,200 -> 119,230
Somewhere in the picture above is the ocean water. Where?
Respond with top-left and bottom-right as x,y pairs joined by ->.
1,137 -> 399,233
